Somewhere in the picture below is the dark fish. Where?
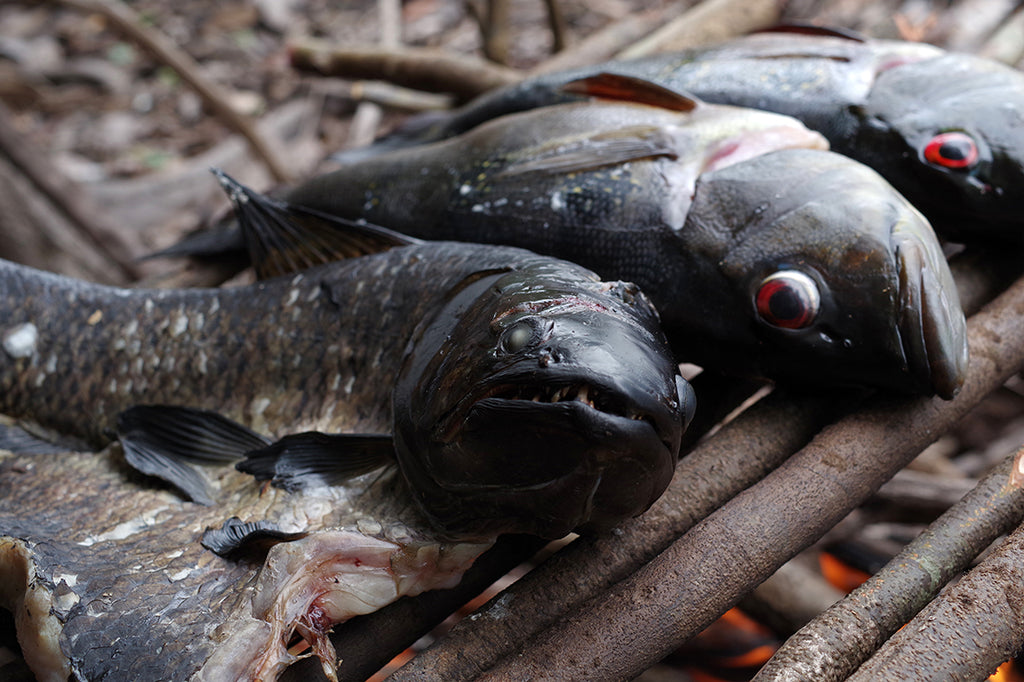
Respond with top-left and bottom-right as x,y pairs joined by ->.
0,242 -> 692,541
268,79 -> 968,398
362,29 -> 1024,243
0,239 -> 691,679
1,434 -> 495,681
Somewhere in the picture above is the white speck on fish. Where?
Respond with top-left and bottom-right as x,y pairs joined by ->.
169,313 -> 188,337
550,191 -> 565,212
459,183 -> 472,195
3,323 -> 38,359
285,288 -> 300,306
344,376 -> 355,395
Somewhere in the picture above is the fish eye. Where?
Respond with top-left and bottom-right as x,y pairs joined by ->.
498,318 -> 545,354
755,270 -> 820,330
923,131 -> 979,170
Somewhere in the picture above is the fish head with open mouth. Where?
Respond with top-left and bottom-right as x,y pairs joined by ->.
392,260 -> 694,540
682,148 -> 967,399
857,53 -> 1024,242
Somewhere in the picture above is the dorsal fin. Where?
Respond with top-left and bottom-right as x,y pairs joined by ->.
755,24 -> 867,42
212,169 -> 420,279
561,72 -> 700,112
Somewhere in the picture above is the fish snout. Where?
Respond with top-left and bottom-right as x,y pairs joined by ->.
893,219 -> 968,399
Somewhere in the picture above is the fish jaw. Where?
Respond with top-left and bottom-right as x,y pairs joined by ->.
893,215 -> 969,399
195,531 -> 492,682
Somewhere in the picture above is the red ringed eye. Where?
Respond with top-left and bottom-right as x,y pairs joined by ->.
755,271 -> 820,330
923,132 -> 978,169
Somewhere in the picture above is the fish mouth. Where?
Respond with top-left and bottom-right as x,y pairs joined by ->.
443,373 -> 691,458
893,218 -> 969,400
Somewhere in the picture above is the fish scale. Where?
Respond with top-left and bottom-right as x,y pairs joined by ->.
0,246 -> 499,443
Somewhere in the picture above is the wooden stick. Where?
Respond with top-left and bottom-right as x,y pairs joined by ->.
848,511 -> 1024,680
50,0 -> 292,183
615,0 -> 782,59
756,446 -> 1024,682
289,42 -> 522,103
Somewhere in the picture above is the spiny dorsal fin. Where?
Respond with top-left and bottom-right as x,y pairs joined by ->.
237,431 -> 395,492
212,168 -> 420,279
562,72 -> 700,112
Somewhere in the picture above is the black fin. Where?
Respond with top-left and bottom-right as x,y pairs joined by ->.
0,420 -> 90,454
200,516 -> 307,557
561,72 -> 700,112
117,405 -> 270,505
142,222 -> 247,261
212,168 -> 420,279
237,432 -> 395,492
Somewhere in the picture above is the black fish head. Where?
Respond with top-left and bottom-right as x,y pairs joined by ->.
860,54 -> 1024,242
684,149 -> 967,398
392,259 -> 693,540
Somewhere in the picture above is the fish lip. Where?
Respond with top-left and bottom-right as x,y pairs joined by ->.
893,218 -> 968,400
438,370 -> 682,456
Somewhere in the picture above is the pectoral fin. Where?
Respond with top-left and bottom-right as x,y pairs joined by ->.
237,432 -> 395,492
213,169 -> 419,279
116,405 -> 271,505
497,124 -> 680,177
201,516 -> 307,557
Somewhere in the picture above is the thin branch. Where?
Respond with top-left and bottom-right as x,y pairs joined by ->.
49,0 -> 292,183
848,513 -> 1024,680
615,0 -> 783,60
0,101 -> 140,282
288,42 -> 522,103
473,272 -> 1024,680
542,0 -> 569,54
755,446 -> 1024,681
528,3 -> 689,74
739,555 -> 845,637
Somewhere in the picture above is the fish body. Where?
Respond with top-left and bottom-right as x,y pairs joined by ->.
372,31 -> 1024,242
282,94 -> 968,398
0,244 -> 690,680
0,247 -> 690,540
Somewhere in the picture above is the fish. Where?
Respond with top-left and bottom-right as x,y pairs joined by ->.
0,238 -> 691,679
360,28 -> 1024,243
217,76 -> 968,398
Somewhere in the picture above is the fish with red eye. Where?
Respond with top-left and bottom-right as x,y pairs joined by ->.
923,131 -> 979,170
348,28 -> 1024,243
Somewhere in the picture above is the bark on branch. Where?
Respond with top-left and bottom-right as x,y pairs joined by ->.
754,447 -> 1024,681
848,511 -> 1024,680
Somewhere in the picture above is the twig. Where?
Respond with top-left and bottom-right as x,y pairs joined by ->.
848,513 -> 1024,680
739,555 -> 845,637
480,0 -> 512,65
388,388 -> 843,681
0,101 -> 140,282
528,3 -> 690,74
615,0 -> 782,59
755,446 -> 1024,682
288,41 -> 522,102
49,0 -> 292,183
542,0 -> 569,53
473,272 -> 1024,680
